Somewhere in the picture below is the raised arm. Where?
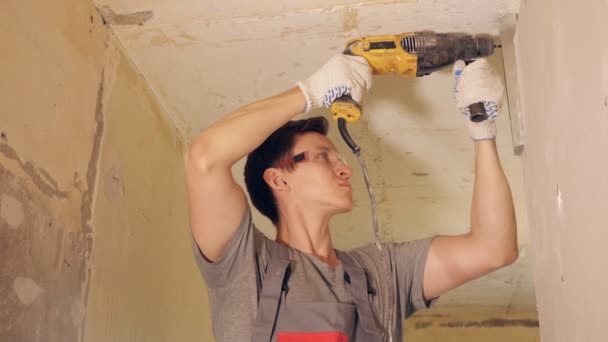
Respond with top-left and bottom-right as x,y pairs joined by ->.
184,55 -> 372,262
184,88 -> 305,262
422,59 -> 518,300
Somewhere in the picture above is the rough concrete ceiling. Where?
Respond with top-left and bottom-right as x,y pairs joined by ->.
93,0 -> 534,315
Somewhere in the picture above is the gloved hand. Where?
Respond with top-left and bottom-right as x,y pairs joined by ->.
297,54 -> 372,113
453,58 -> 505,141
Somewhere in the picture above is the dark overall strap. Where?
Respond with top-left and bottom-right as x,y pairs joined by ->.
336,250 -> 384,340
252,242 -> 292,342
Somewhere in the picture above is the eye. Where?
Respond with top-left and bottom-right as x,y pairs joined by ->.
318,151 -> 330,161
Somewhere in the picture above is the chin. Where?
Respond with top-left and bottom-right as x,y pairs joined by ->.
322,192 -> 353,214
335,198 -> 354,213
340,206 -> 353,214
331,207 -> 352,216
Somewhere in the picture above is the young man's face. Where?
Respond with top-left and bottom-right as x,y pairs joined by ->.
280,132 -> 353,215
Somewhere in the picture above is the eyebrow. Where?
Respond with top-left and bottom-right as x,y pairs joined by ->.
290,145 -> 334,157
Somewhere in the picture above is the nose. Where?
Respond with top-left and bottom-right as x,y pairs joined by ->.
336,162 -> 352,180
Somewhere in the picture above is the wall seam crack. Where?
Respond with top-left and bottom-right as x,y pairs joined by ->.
77,68 -> 106,342
0,143 -> 69,199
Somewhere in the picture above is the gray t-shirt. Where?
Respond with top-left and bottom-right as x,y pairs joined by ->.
192,206 -> 436,342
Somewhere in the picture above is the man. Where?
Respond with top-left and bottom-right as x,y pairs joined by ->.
184,54 -> 518,342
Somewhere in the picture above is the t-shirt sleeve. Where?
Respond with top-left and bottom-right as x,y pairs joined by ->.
387,236 -> 439,319
191,204 -> 264,288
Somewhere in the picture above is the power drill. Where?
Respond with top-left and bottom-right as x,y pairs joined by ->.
331,31 -> 500,131
330,32 -> 501,267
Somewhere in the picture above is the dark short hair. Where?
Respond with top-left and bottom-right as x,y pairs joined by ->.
244,116 -> 328,225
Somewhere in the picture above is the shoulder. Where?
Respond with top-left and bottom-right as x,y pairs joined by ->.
343,243 -> 387,265
342,237 -> 435,273
340,243 -> 390,280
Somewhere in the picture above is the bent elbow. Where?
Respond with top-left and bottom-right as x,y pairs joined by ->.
185,139 -> 218,174
502,247 -> 519,266
489,247 -> 519,270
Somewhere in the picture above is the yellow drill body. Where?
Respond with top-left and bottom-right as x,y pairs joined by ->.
331,31 -> 497,123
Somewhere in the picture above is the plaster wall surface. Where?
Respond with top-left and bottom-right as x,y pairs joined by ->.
1,0 -> 107,340
405,312 -> 539,341
1,1 -> 211,341
82,37 -> 211,342
516,0 -> 608,340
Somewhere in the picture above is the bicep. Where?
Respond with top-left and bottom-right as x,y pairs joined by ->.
184,154 -> 247,263
422,234 -> 498,300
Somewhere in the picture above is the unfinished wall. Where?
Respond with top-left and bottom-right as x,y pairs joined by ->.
405,312 -> 539,342
1,0 -> 213,341
0,0 -> 107,340
82,36 -> 213,342
516,0 -> 608,341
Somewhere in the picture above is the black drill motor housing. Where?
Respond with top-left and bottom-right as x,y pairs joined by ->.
403,32 -> 496,76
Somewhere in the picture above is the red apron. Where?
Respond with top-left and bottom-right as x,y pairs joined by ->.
251,243 -> 384,342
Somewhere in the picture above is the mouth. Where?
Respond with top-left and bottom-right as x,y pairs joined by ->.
339,182 -> 351,189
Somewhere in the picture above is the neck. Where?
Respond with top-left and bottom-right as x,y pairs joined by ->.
275,204 -> 339,267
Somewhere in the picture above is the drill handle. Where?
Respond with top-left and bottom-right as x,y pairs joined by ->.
462,59 -> 489,123
468,102 -> 488,122
330,95 -> 362,123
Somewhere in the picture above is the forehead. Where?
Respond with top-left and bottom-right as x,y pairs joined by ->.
292,132 -> 336,152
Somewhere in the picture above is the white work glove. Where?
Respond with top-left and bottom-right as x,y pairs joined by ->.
296,54 -> 372,113
453,58 -> 505,141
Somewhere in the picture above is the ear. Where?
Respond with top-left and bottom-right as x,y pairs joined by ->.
263,168 -> 290,191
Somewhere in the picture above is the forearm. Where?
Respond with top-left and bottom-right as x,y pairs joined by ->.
470,139 -> 518,264
188,87 -> 306,169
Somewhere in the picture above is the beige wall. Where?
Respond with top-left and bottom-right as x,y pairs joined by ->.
516,0 -> 608,341
1,0 -> 213,341
405,312 -> 539,341
82,35 -> 213,342
0,0 -> 107,340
